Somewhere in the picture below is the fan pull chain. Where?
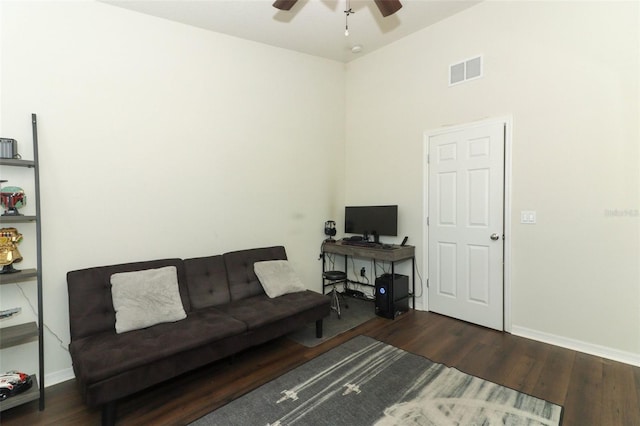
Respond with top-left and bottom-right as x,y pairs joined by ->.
344,0 -> 354,36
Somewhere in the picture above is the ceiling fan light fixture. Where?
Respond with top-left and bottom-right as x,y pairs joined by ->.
272,0 -> 298,11
272,0 -> 402,40
344,0 -> 354,37
374,0 -> 403,17
273,0 -> 402,17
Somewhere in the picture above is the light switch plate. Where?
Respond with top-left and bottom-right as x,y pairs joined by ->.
521,211 -> 537,224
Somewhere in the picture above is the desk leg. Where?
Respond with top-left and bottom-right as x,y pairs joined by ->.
411,256 -> 415,309
321,251 -> 326,294
391,262 -> 395,313
344,254 -> 348,292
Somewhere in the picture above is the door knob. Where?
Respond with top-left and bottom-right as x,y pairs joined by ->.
490,233 -> 500,241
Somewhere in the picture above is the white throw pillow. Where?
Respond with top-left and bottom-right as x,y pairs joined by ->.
110,266 -> 187,334
254,260 -> 306,298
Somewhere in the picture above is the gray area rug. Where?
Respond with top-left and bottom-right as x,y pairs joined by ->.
288,295 -> 376,347
191,336 -> 563,426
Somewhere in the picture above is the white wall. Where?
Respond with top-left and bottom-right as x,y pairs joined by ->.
345,1 -> 639,360
0,1 -> 345,381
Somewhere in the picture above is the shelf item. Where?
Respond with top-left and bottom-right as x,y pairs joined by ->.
0,374 -> 39,411
0,186 -> 26,216
0,226 -> 24,274
0,114 -> 44,412
0,307 -> 22,319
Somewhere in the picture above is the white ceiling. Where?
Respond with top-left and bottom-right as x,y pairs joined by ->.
103,0 -> 481,62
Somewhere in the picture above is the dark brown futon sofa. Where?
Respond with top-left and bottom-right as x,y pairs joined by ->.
67,246 -> 330,425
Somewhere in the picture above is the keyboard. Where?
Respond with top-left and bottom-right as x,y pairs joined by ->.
341,240 -> 382,248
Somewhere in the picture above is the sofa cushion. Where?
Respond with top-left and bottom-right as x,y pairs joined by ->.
220,290 -> 329,330
110,266 -> 187,334
67,259 -> 188,340
69,308 -> 247,385
223,246 -> 287,301
254,260 -> 306,298
184,255 -> 231,309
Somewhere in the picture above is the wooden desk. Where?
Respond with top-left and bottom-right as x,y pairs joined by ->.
321,241 -> 415,308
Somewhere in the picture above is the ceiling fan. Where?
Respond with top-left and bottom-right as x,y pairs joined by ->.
272,0 -> 403,18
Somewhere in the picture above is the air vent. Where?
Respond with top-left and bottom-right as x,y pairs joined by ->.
449,55 -> 483,86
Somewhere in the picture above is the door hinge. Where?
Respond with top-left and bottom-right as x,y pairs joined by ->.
426,278 -> 429,288
426,217 -> 429,226
426,154 -> 430,164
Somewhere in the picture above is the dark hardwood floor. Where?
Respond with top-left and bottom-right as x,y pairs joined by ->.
2,310 -> 639,425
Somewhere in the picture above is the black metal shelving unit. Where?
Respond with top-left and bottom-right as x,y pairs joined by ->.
0,113 -> 45,411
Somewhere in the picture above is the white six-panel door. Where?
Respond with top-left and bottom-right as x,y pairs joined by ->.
427,122 -> 505,330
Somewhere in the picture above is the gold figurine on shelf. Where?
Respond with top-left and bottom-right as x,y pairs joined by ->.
0,227 -> 23,274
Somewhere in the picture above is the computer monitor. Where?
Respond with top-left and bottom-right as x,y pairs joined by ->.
344,205 -> 398,242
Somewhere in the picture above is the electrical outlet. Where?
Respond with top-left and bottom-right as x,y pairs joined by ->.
360,267 -> 366,277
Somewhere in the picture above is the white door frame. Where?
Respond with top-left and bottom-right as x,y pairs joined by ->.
422,116 -> 513,332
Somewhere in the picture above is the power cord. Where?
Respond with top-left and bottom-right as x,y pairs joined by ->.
17,283 -> 69,354
323,252 -> 337,271
412,258 -> 425,299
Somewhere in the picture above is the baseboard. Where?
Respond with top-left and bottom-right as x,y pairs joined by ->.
45,367 -> 75,387
511,325 -> 640,367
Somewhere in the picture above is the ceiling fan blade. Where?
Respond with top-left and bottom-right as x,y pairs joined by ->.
273,0 -> 299,11
374,0 -> 403,17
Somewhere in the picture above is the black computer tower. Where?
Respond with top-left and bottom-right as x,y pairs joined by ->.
375,273 -> 409,319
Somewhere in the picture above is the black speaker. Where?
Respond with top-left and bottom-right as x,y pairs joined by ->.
375,273 -> 409,319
